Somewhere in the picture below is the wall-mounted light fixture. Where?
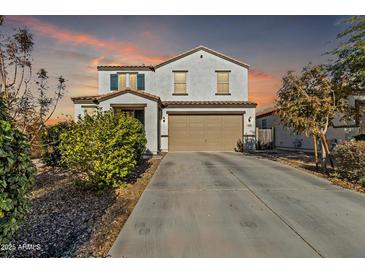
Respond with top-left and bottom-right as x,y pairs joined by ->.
162,116 -> 166,123
248,116 -> 252,123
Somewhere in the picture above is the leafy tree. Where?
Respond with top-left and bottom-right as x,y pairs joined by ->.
330,16 -> 365,95
0,16 -> 66,145
0,98 -> 36,243
277,64 -> 339,170
59,111 -> 147,190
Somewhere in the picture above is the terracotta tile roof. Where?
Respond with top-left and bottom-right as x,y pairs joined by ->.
71,88 -> 160,103
97,45 -> 250,71
70,94 -> 99,102
162,100 -> 257,107
97,65 -> 155,71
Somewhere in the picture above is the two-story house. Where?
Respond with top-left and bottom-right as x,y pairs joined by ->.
71,46 -> 257,154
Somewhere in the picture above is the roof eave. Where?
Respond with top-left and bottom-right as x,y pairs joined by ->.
97,46 -> 250,71
162,101 -> 257,108
97,90 -> 160,103
72,88 -> 161,105
155,45 -> 250,70
256,110 -> 277,118
97,66 -> 155,71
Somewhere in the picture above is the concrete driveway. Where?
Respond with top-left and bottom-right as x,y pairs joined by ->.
109,152 -> 365,257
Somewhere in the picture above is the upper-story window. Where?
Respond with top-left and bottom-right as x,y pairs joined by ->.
129,73 -> 137,90
216,71 -> 230,94
118,73 -> 127,90
173,71 -> 187,94
118,73 -> 137,90
110,73 -> 145,91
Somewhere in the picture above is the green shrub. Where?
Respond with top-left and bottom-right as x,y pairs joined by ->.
0,99 -> 36,243
41,121 -> 71,167
333,140 -> 365,186
59,111 -> 147,189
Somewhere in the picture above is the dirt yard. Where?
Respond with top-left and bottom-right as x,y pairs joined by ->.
5,156 -> 162,258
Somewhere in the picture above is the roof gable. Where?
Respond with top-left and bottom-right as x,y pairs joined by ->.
97,88 -> 160,102
71,88 -> 160,103
154,45 -> 250,69
96,46 -> 250,71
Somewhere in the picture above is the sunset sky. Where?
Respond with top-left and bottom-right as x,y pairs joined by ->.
3,15 -> 346,121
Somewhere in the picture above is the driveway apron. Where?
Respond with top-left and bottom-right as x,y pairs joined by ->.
109,152 -> 365,257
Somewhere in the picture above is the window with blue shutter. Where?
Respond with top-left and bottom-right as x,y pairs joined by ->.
137,74 -> 145,90
110,74 -> 118,91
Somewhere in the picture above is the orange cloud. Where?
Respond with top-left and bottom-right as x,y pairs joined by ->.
8,16 -> 166,65
249,70 -> 281,108
249,69 -> 275,81
90,56 -> 104,67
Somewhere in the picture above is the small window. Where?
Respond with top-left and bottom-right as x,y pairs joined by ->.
216,71 -> 229,94
174,72 -> 187,94
82,106 -> 97,116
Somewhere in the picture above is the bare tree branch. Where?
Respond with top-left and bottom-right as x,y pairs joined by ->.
0,16 -> 67,147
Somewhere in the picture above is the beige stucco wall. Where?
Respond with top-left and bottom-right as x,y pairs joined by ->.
152,49 -> 249,101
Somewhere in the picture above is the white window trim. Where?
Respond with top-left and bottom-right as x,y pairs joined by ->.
173,71 -> 188,95
117,72 -> 137,90
216,71 -> 230,95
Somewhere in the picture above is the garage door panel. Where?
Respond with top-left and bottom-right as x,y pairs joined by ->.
169,114 -> 243,151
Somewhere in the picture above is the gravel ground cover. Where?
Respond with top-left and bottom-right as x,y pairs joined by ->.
3,156 -> 162,258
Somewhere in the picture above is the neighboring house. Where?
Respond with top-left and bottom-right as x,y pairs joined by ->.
72,46 -> 257,154
256,96 -> 365,151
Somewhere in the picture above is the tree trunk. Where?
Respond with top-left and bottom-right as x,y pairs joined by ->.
320,133 -> 335,169
313,135 -> 319,170
320,137 -> 327,172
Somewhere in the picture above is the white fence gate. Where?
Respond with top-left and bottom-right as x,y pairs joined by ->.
256,128 -> 274,149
